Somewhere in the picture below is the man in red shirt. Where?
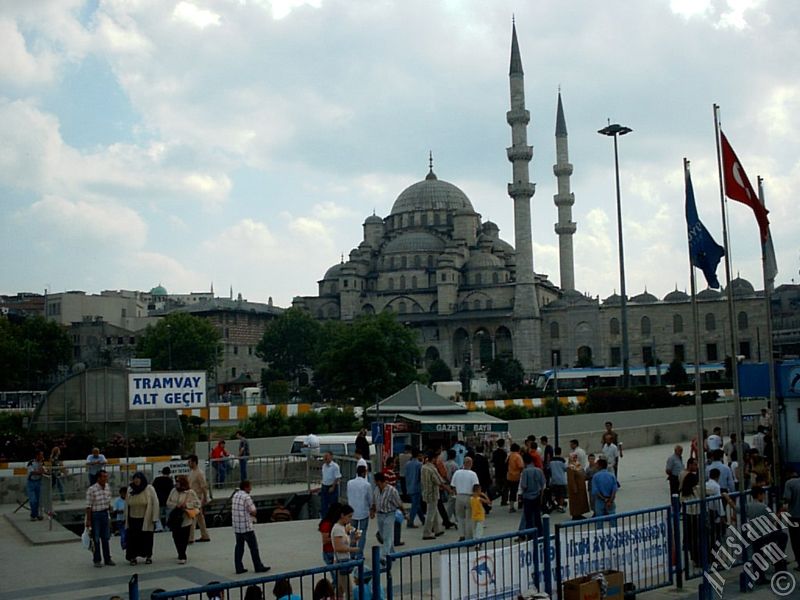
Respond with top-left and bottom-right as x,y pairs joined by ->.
209,440 -> 231,488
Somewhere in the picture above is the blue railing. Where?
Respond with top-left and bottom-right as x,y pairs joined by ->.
146,559 -> 365,600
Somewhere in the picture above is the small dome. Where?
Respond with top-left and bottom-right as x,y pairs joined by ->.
631,291 -> 658,304
364,214 -> 383,225
464,252 -> 503,271
149,285 -> 168,296
383,231 -> 445,254
603,292 -> 622,306
482,221 -> 500,236
390,172 -> 474,216
697,288 -> 722,300
727,277 -> 755,297
664,289 -> 689,302
323,263 -> 346,280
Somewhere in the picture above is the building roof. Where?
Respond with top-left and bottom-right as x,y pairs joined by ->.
383,231 -> 446,254
556,92 -> 567,137
394,411 -> 509,433
390,172 -> 474,216
366,382 -> 466,416
630,290 -> 658,304
663,289 -> 690,302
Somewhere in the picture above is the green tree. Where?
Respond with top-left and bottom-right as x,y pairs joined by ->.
256,307 -> 321,384
427,358 -> 452,383
486,356 -> 525,392
0,316 -> 71,390
136,313 -> 222,372
313,312 -> 420,403
664,358 -> 688,385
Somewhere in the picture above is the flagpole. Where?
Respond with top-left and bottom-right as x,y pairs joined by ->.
713,104 -> 745,495
685,159 -> 709,590
757,176 -> 780,489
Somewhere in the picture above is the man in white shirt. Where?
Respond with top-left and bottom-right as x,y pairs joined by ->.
231,480 -> 269,575
568,439 -> 589,470
320,451 -> 342,517
346,465 -> 372,558
601,433 -> 619,474
450,457 -> 479,541
706,427 -> 723,453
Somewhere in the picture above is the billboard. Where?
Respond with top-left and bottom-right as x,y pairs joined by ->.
128,372 -> 207,410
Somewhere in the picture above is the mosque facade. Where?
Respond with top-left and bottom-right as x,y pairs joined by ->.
292,26 -> 768,377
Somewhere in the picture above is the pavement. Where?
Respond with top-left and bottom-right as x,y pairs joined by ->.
0,439 -> 795,600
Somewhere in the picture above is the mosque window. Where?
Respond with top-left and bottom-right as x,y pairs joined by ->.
401,256 -> 407,268
414,255 -> 421,268
475,273 -> 482,285
400,275 -> 406,289
673,314 -> 683,333
486,299 -> 493,309
737,311 -> 748,330
706,343 -> 718,361
609,318 -> 620,336
428,255 -> 434,268
390,256 -> 395,269
388,278 -> 394,290
398,302 -> 407,314
705,313 -> 716,331
473,299 -> 481,310
421,214 -> 428,226
550,322 -> 560,339
493,272 -> 499,284
434,213 -> 441,226
641,316 -> 651,336
674,344 -> 685,361
343,280 -> 348,288
441,273 -> 446,282
411,276 -> 418,289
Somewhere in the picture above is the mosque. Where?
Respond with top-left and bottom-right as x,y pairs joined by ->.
292,25 -> 767,377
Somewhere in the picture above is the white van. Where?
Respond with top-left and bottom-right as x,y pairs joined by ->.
289,434 -> 374,458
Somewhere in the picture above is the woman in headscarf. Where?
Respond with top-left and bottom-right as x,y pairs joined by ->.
125,471 -> 159,565
166,475 -> 200,564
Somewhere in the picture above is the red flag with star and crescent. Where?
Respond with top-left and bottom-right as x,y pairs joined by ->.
720,131 -> 769,242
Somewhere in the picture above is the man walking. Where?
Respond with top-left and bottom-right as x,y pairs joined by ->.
451,457 -> 479,541
187,454 -> 211,542
320,451 -> 341,518
153,467 -> 174,529
519,452 -> 546,536
236,431 -> 250,482
85,470 -> 115,567
404,450 -> 423,528
665,445 -> 684,495
231,480 -> 270,575
370,472 -> 404,561
346,465 -> 372,558
421,451 -> 447,539
26,450 -> 45,521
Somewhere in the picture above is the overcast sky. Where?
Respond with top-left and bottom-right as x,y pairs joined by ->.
1,0 -> 798,307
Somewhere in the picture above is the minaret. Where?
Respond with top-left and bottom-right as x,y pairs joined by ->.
506,22 -> 541,372
553,91 -> 577,291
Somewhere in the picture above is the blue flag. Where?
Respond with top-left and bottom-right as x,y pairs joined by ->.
685,168 -> 724,289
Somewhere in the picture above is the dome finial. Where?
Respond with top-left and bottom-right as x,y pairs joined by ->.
425,150 -> 437,180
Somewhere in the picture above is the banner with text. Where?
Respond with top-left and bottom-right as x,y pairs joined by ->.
128,372 -> 207,410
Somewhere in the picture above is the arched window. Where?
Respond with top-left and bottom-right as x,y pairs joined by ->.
473,299 -> 481,310
492,272 -> 499,284
401,256 -> 407,268
411,276 -> 417,289
705,313 -> 716,331
387,277 -> 394,291
390,256 -> 395,269
550,321 -> 560,339
427,255 -> 434,268
673,314 -> 683,333
398,302 -> 407,314
486,299 -> 493,309
610,318 -> 620,335
421,214 -> 428,226
409,214 -> 415,226
434,213 -> 441,226
641,316 -> 651,336
738,311 -> 748,330
414,255 -> 421,268
399,275 -> 406,289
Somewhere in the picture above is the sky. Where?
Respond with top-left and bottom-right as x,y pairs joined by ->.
1,0 -> 798,308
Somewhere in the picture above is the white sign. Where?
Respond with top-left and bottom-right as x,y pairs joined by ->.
440,517 -> 670,600
129,358 -> 152,371
128,372 -> 207,410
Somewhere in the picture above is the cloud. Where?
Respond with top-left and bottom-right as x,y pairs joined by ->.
172,2 -> 221,29
0,18 -> 59,86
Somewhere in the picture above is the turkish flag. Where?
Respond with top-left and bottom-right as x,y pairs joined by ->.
720,131 -> 769,242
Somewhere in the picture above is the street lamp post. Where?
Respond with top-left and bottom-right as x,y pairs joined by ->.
598,122 -> 632,388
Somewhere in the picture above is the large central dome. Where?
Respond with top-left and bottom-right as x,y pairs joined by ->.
390,170 -> 474,215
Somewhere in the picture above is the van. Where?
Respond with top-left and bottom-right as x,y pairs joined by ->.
289,434 -> 374,458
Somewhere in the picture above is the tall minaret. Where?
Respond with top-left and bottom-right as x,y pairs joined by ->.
507,22 -> 541,372
553,91 -> 577,291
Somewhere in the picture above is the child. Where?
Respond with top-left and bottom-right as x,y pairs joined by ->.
549,447 -> 567,512
113,486 -> 127,550
470,484 -> 491,539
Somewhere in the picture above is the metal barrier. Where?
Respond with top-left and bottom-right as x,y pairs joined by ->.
554,503 -> 675,600
383,525 -> 548,599
148,559 -> 366,599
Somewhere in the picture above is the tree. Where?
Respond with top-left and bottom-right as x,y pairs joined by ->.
486,356 -> 525,392
0,316 -> 71,390
427,358 -> 452,383
313,312 -> 420,402
256,307 -> 321,384
136,313 -> 221,372
664,358 -> 688,385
